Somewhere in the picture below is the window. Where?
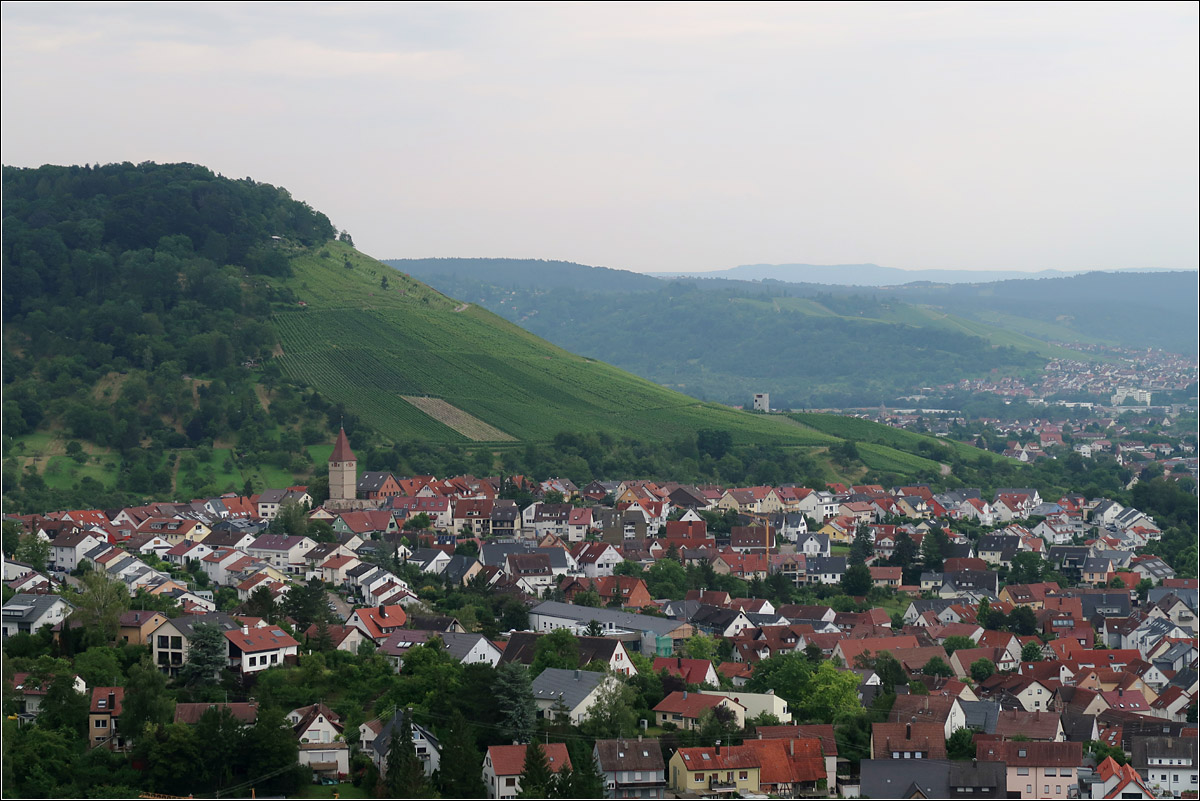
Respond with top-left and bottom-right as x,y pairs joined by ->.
1043,785 -> 1049,795
94,719 -> 108,728
694,773 -> 703,782
171,636 -> 182,649
505,777 -> 516,787
739,772 -> 748,780
157,635 -> 169,649
1018,768 -> 1029,776
1046,769 -> 1056,776
1056,787 -> 1061,795
1026,786 -> 1032,795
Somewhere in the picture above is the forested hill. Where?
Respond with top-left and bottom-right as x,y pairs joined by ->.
2,162 -> 854,512
2,163 -> 350,510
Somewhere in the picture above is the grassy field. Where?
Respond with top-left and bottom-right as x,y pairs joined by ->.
274,243 -> 841,446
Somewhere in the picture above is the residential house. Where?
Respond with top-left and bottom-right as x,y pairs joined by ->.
226,624 -> 299,675
2,594 -> 73,638
288,702 -> 350,779
870,721 -> 948,759
347,605 -> 408,644
976,740 -> 1083,800
89,687 -> 125,751
246,534 -> 316,575
594,737 -> 666,799
117,610 -> 169,646
654,690 -> 745,731
532,668 -> 619,724
652,657 -> 720,687
149,612 -> 240,676
361,709 -> 441,777
1130,736 -> 1198,799
483,743 -> 571,799
667,745 -> 761,796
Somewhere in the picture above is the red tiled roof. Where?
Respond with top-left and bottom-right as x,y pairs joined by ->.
330,428 -> 356,462
653,690 -> 731,719
487,743 -> 571,777
90,686 -> 124,716
225,626 -> 299,653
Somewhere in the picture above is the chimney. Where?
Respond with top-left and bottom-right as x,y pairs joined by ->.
683,690 -> 688,700
715,740 -> 721,755
789,739 -> 794,756
906,722 -> 912,740
107,692 -> 115,711
241,625 -> 249,635
574,669 -> 581,680
638,734 -> 642,743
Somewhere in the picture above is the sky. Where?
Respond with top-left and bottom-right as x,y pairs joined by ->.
2,2 -> 1197,274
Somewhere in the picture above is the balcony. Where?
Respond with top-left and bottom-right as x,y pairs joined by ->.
708,779 -> 739,793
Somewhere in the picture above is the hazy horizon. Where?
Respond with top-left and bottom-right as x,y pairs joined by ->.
4,2 -> 1197,274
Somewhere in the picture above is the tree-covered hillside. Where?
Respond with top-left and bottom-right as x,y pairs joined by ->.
2,163 -> 345,509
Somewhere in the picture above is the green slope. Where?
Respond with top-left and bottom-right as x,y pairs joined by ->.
274,243 -> 837,446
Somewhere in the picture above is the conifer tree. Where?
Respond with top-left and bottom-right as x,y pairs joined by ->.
496,662 -> 536,743
517,739 -> 553,798
384,710 -> 428,798
436,709 -> 487,798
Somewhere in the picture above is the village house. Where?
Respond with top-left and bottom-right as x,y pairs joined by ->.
483,743 -> 571,800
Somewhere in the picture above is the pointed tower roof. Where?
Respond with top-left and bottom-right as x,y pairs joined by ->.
330,428 -> 357,462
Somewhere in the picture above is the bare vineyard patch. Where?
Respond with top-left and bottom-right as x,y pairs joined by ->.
401,396 -> 517,441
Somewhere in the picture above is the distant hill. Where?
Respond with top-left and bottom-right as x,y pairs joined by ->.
650,262 -> 1189,286
385,257 -> 661,293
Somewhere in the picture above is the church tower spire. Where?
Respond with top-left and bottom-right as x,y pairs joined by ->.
328,427 -> 358,502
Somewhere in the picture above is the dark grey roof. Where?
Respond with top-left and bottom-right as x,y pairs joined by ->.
531,667 -> 607,710
947,760 -> 1007,795
442,555 -> 481,584
806,556 -> 847,574
1130,736 -> 1198,770
529,601 -> 685,636
1059,709 -> 1099,743
372,709 -> 439,762
2,593 -> 73,623
960,700 -> 1001,734
860,759 -> 951,799
357,472 -> 395,492
1148,587 -> 1198,611
169,612 -> 240,638
594,738 -> 664,773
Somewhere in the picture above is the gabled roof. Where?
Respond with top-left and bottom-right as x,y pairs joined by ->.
90,687 -> 124,716
654,690 -> 738,719
487,743 -> 571,777
173,702 -> 259,724
226,625 -> 298,653
531,668 -> 607,710
594,738 -> 664,773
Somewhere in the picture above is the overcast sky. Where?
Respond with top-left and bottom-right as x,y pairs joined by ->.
3,2 -> 1197,274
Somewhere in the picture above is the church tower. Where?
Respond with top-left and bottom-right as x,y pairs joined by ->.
328,427 -> 358,502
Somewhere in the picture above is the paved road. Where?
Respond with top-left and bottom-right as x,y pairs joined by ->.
326,590 -> 352,622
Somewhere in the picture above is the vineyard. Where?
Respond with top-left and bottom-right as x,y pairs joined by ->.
272,244 -> 841,445
856,442 -> 944,475
789,412 -> 996,463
